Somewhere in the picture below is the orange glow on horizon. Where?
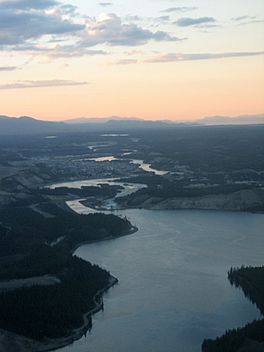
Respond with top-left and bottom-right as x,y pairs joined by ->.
0,49 -> 263,122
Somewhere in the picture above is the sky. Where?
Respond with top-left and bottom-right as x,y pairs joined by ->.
0,0 -> 263,121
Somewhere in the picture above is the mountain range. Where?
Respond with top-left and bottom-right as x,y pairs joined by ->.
196,114 -> 264,125
0,114 -> 263,135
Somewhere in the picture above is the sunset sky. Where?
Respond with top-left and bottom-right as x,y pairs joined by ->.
0,0 -> 263,121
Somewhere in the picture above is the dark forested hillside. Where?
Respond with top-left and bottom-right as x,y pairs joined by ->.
0,203 -> 132,341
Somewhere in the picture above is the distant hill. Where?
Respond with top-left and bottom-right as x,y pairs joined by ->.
104,119 -> 171,129
64,116 -> 144,124
1,114 -> 263,135
0,115 -> 67,135
0,115 -> 174,135
197,114 -> 264,125
65,117 -> 173,128
66,114 -> 264,126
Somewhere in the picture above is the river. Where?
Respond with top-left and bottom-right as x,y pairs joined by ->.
56,208 -> 264,352
50,159 -> 264,352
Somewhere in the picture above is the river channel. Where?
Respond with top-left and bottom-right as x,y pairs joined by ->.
50,158 -> 264,352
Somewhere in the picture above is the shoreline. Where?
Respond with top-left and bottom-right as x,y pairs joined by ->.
70,225 -> 138,255
42,225 -> 138,351
38,275 -> 118,352
0,225 -> 138,352
119,203 -> 264,214
0,275 -> 119,352
117,188 -> 264,214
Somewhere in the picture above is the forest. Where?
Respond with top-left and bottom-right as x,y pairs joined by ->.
202,266 -> 264,352
0,203 -> 132,340
0,246 -> 111,339
0,204 -> 132,256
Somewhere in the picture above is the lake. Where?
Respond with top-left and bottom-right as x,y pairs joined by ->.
58,209 -> 264,352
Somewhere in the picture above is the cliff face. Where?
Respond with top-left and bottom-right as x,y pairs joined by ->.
124,189 -> 264,212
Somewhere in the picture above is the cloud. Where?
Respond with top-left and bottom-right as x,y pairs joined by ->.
175,17 -> 216,27
125,14 -> 171,26
99,2 -> 113,7
238,19 -> 264,25
114,59 -> 138,65
0,80 -> 88,89
59,4 -> 78,15
162,7 -> 197,14
0,2 -> 85,46
231,16 -> 264,26
3,41 -> 107,59
145,51 -> 264,63
80,13 -> 179,46
0,66 -> 18,71
46,46 -> 107,58
232,16 -> 257,21
0,2 -> 180,57
0,0 -> 59,10
156,15 -> 171,22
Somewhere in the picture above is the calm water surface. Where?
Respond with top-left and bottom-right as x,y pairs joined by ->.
58,209 -> 264,352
